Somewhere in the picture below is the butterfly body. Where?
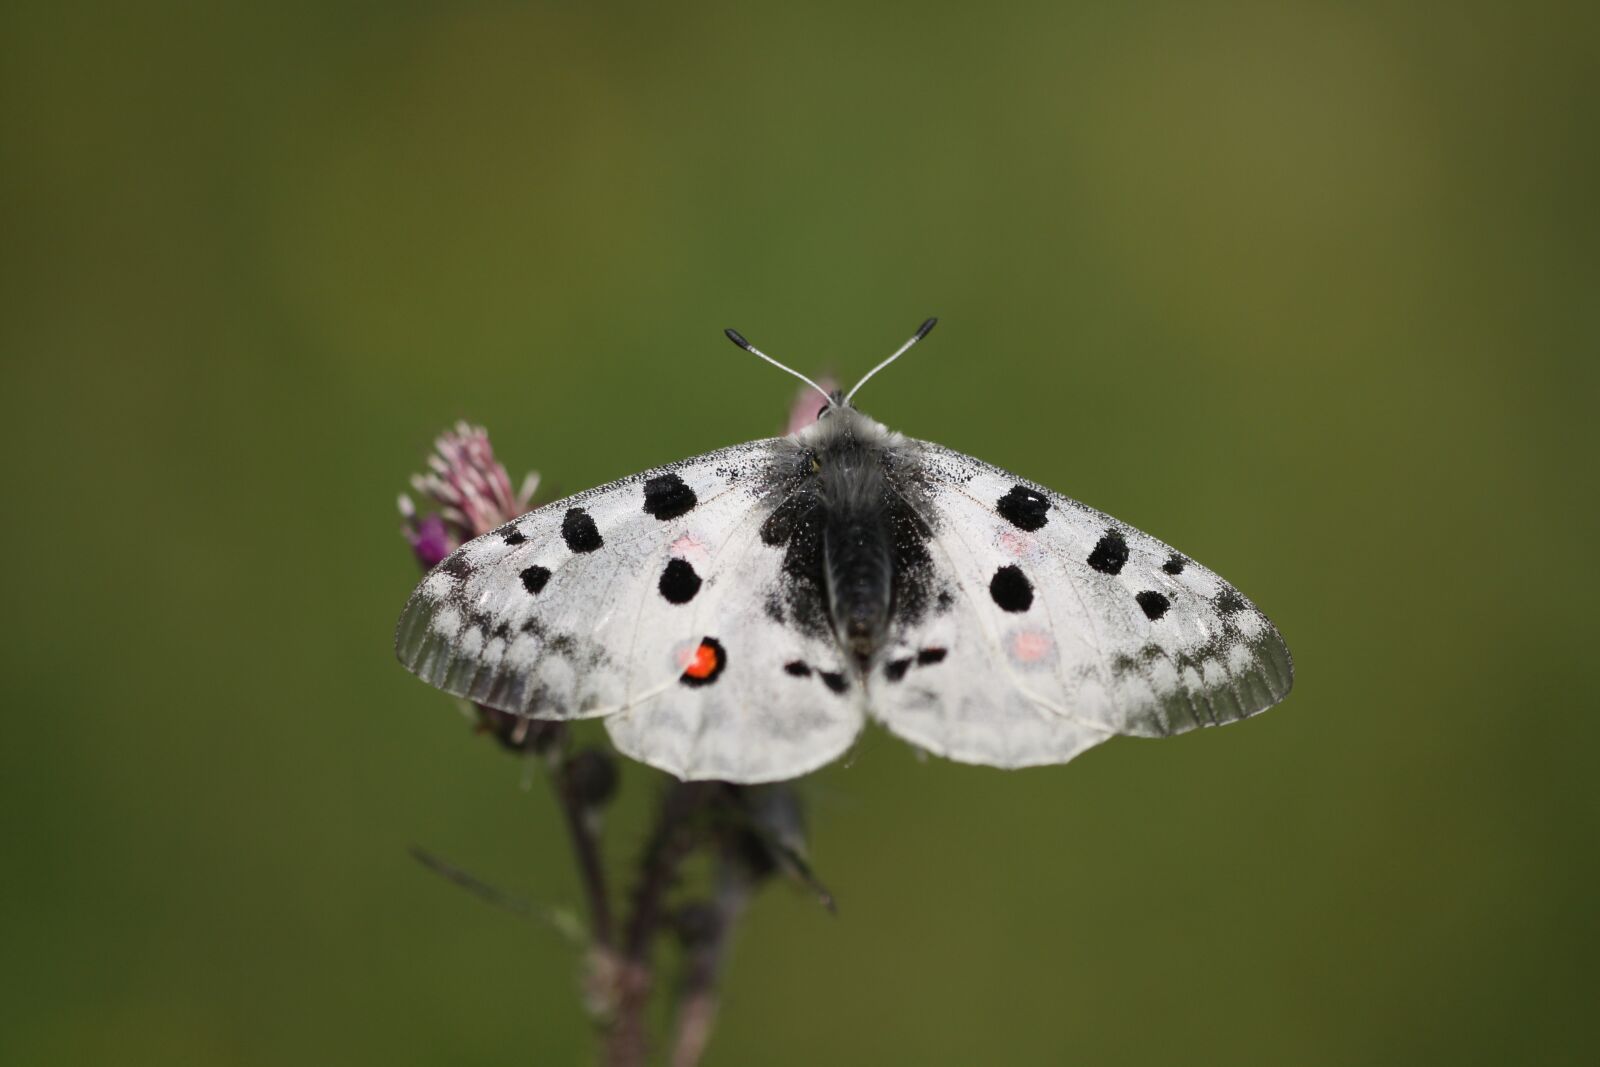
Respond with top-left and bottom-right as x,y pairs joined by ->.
398,390 -> 1292,783
762,395 -> 934,669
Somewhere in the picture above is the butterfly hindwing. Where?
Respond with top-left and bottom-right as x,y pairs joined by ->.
866,442 -> 1293,756
861,496 -> 1115,767
603,487 -> 865,782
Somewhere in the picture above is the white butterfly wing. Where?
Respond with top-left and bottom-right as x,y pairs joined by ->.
603,495 -> 865,783
395,440 -> 863,784
864,587 -> 1116,769
866,442 -> 1293,761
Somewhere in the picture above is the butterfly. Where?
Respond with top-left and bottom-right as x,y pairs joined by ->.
395,320 -> 1293,783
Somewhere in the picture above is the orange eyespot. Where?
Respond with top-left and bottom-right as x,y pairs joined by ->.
684,643 -> 717,677
678,637 -> 726,687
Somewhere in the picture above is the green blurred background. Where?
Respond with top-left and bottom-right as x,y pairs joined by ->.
5,1 -> 1596,1063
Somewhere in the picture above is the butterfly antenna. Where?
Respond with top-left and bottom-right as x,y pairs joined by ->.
724,328 -> 833,404
845,317 -> 937,403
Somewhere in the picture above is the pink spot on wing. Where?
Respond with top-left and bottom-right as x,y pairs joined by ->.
670,535 -> 711,566
1012,630 -> 1054,663
999,530 -> 1031,557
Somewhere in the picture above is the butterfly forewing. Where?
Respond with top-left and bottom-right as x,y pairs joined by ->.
398,441 -> 779,718
884,442 -> 1293,741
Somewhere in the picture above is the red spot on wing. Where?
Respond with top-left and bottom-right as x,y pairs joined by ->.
683,642 -> 718,678
678,637 -> 726,685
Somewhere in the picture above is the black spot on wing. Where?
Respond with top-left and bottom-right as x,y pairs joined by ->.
818,670 -> 849,694
658,558 -> 702,604
439,553 -> 472,580
783,660 -> 811,677
997,485 -> 1050,531
989,565 -> 1034,612
1136,590 -> 1171,620
1087,529 -> 1128,575
562,507 -> 603,553
501,528 -> 527,546
1162,554 -> 1186,575
520,565 -> 552,595
884,647 -> 946,680
642,472 -> 697,520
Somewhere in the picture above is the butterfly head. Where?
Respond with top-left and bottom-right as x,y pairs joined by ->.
802,390 -> 898,448
814,389 -> 850,421
791,391 -> 897,454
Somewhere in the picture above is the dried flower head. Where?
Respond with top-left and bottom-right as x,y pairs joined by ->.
399,421 -> 549,751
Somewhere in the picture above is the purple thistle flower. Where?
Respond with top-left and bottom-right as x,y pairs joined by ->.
399,421 -> 548,750
399,506 -> 455,571
398,421 -> 539,571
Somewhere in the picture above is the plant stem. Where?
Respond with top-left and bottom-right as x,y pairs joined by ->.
668,871 -> 750,1067
550,757 -> 614,949
623,783 -> 716,959
604,782 -> 719,1066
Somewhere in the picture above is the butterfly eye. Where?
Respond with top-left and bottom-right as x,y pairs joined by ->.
816,403 -> 832,420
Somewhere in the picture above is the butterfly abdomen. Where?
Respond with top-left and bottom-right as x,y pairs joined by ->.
824,512 -> 894,661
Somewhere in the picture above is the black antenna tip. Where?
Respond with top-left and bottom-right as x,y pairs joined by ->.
915,317 -> 938,340
724,328 -> 752,351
